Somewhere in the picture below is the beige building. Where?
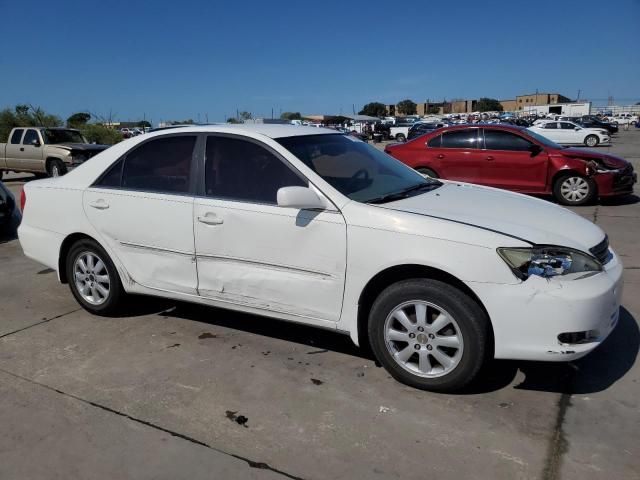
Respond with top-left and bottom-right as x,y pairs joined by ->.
515,93 -> 571,111
500,99 -> 517,111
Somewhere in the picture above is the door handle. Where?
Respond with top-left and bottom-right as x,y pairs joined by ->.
89,200 -> 109,210
20,147 -> 24,152
198,214 -> 224,226
486,156 -> 494,161
436,154 -> 445,159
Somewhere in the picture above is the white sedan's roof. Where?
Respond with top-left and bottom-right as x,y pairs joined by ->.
157,124 -> 338,139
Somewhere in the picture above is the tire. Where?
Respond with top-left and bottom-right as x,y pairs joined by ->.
368,279 -> 490,392
0,170 -> 4,181
417,167 -> 439,178
584,135 -> 599,147
47,159 -> 66,178
66,238 -> 126,316
396,133 -> 406,142
553,173 -> 596,206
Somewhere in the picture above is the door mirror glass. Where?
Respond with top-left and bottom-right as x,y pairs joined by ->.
277,186 -> 325,210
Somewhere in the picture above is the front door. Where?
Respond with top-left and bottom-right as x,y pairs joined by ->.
480,129 -> 548,191
84,134 -> 199,295
194,134 -> 347,324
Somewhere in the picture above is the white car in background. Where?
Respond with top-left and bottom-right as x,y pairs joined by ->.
528,120 -> 610,147
608,114 -> 639,126
18,125 -> 622,392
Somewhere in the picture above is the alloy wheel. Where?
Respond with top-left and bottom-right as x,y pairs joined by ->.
73,251 -> 111,305
384,300 -> 464,378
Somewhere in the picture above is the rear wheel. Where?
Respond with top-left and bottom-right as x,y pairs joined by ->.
584,135 -> 599,147
368,279 -> 490,392
553,173 -> 596,206
66,239 -> 126,315
47,159 -> 66,178
416,167 -> 438,178
396,133 -> 406,142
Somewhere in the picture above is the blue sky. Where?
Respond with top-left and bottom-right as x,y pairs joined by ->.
1,0 -> 638,124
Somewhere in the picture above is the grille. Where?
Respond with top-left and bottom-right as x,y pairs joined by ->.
590,235 -> 610,264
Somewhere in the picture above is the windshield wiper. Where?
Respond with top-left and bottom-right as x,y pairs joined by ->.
366,182 -> 441,204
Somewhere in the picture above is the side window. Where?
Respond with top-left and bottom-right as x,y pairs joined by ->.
544,122 -> 558,129
205,136 -> 306,204
484,130 -> 533,151
121,135 -> 196,194
95,158 -> 124,188
23,129 -> 39,145
10,129 -> 24,144
560,122 -> 576,130
441,129 -> 479,149
427,135 -> 441,147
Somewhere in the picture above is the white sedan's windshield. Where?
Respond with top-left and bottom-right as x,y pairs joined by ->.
277,134 -> 440,203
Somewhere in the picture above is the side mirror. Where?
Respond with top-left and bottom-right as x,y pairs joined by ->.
574,127 -> 581,131
31,138 -> 41,147
277,186 -> 325,210
529,144 -> 543,157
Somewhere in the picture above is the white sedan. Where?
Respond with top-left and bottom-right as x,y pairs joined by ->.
18,125 -> 623,392
528,121 -> 610,147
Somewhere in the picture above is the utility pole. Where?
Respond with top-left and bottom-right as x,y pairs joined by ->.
576,89 -> 581,102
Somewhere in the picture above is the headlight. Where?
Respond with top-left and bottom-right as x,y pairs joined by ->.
497,246 -> 602,280
72,153 -> 87,162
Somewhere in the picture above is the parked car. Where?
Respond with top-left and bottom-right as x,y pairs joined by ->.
0,180 -> 19,232
570,116 -> 619,135
18,125 -> 625,392
390,118 -> 418,142
407,122 -> 445,140
528,121 -> 610,147
385,124 -> 636,206
608,113 -> 639,126
0,127 -> 109,179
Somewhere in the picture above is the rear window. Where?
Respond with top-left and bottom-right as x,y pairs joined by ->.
441,129 -> 480,149
10,129 -> 24,144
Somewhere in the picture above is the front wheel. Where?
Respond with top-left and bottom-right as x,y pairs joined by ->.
47,159 -> 67,178
553,174 -> 596,206
66,238 -> 126,315
368,279 -> 490,392
584,135 -> 599,147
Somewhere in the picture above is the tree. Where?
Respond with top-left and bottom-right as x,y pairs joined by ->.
137,120 -> 151,128
427,105 -> 440,115
396,99 -> 417,115
280,111 -> 302,120
476,98 -> 504,112
67,112 -> 91,128
239,111 -> 252,121
81,124 -> 123,145
227,117 -> 241,124
0,105 -> 62,142
358,102 -> 387,117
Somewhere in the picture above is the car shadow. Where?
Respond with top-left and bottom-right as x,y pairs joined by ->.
143,300 -> 638,395
600,194 -> 639,206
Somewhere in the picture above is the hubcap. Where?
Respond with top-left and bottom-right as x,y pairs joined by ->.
587,137 -> 597,146
73,251 -> 110,305
560,177 -> 589,202
384,301 -> 464,378
52,166 -> 60,177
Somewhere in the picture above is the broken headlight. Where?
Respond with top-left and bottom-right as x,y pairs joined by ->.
497,247 -> 602,280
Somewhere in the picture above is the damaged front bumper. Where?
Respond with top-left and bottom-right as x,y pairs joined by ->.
468,249 -> 623,361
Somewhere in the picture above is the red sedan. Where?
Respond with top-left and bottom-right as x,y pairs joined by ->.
385,125 -> 636,205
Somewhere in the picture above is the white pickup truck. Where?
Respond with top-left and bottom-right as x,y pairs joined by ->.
0,127 -> 108,179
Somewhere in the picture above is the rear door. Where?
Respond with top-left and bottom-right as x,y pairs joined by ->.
480,129 -> 548,192
84,134 -> 199,295
4,129 -> 25,168
429,128 -> 483,182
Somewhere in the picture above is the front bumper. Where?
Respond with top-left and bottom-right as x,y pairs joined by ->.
468,250 -> 623,361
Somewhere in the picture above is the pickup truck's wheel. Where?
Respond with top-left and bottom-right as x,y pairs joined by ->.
66,238 -> 126,316
584,135 -> 599,147
417,167 -> 439,178
553,173 -> 596,206
368,279 -> 490,392
396,133 -> 406,142
47,159 -> 66,177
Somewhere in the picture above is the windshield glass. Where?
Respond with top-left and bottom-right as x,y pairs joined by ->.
42,129 -> 86,144
525,129 -> 563,149
277,134 -> 439,203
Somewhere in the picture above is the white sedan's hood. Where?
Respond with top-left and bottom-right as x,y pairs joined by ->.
382,182 -> 605,252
